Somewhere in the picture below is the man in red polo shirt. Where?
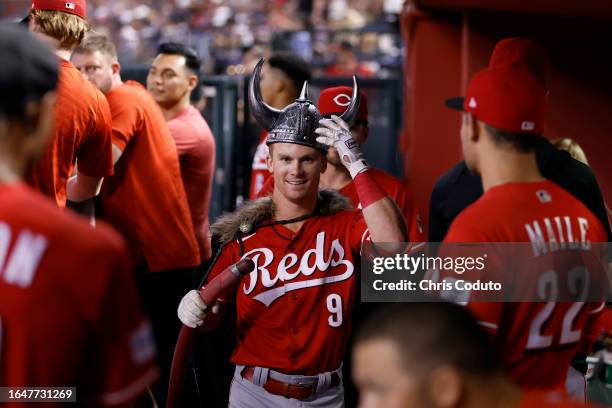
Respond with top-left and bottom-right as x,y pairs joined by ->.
72,33 -> 200,406
147,42 -> 216,262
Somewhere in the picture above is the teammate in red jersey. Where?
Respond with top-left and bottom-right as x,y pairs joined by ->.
353,302 -> 596,408
25,0 -> 114,207
248,53 -> 311,199
442,65 -> 607,391
177,60 -> 407,406
258,86 -> 424,241
0,24 -> 157,407
72,33 -> 201,406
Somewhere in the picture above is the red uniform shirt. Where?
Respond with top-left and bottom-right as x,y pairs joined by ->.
445,180 -> 607,391
167,105 -> 216,261
28,59 -> 114,207
207,209 -> 369,375
518,390 -> 595,407
101,81 -> 200,272
0,183 -> 157,406
257,168 -> 424,241
249,131 -> 271,199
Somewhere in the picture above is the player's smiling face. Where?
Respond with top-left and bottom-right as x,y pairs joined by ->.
267,143 -> 326,202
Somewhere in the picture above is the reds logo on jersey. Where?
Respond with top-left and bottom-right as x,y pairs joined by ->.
241,231 -> 355,307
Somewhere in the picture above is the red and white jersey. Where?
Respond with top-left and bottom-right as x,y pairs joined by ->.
257,168 -> 424,241
206,209 -> 369,375
445,180 -> 607,391
0,183 -> 158,406
249,131 -> 272,200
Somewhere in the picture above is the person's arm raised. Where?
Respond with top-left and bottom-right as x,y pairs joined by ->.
316,115 -> 407,243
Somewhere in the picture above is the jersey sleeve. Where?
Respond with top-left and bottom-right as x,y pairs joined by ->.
167,119 -> 197,156
205,242 -> 238,282
347,211 -> 370,255
81,239 -> 158,406
203,241 -> 244,301
393,185 -> 424,242
108,92 -> 140,152
76,90 -> 114,178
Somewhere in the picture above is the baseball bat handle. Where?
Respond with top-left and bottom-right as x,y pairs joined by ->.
167,257 -> 254,408
199,258 -> 254,305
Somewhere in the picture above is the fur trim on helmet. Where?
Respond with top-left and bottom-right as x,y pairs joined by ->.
211,189 -> 352,245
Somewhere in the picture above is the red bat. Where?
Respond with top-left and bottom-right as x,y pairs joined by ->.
167,258 -> 254,408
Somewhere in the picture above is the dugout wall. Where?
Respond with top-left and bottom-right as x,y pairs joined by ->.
400,0 -> 612,237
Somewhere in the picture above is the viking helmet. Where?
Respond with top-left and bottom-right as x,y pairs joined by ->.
248,58 -> 360,152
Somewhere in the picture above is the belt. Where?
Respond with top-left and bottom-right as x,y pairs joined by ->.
241,366 -> 340,400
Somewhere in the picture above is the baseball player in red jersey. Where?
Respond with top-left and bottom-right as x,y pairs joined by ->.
257,86 -> 424,241
352,302 -> 597,408
177,59 -> 407,407
25,0 -> 114,207
442,66 -> 607,391
0,24 -> 157,407
248,53 -> 311,199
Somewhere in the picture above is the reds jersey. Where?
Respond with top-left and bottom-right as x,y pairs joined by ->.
249,130 -> 271,199
445,180 -> 607,391
519,390 -> 598,408
207,208 -> 369,375
0,183 -> 158,406
257,168 -> 424,241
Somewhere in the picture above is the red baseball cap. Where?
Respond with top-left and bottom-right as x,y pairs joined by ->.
318,86 -> 368,123
489,37 -> 548,88
30,0 -> 87,19
446,66 -> 547,134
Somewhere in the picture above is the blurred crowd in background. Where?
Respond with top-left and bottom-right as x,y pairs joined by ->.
2,0 -> 405,76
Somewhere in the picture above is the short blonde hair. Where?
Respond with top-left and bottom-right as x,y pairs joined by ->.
75,32 -> 118,60
552,137 -> 589,166
30,9 -> 90,51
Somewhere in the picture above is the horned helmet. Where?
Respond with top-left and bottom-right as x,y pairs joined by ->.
248,58 -> 360,152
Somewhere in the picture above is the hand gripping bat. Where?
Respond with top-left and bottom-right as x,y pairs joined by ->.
167,258 -> 254,408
